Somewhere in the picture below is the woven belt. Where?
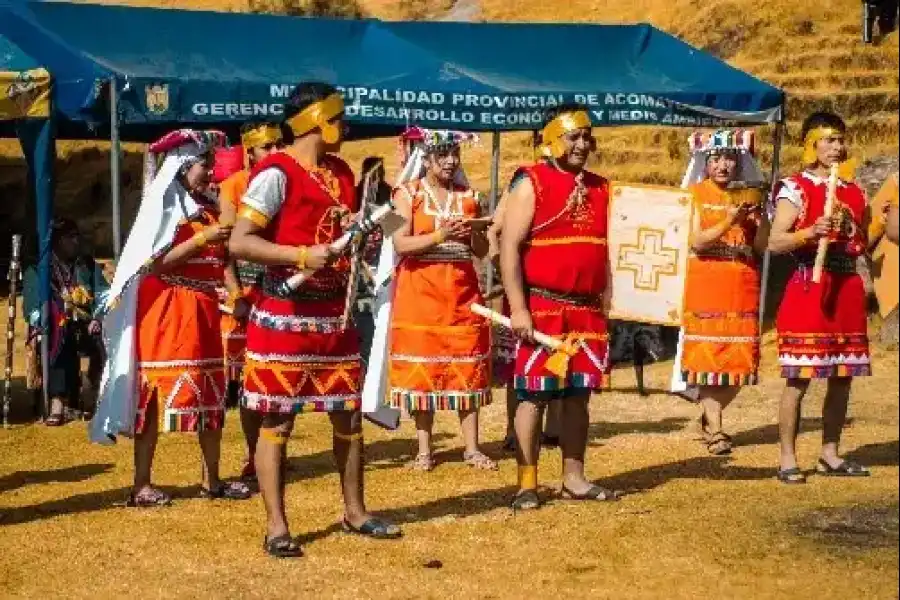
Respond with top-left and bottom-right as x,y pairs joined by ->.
416,241 -> 472,262
529,286 -> 602,307
158,274 -> 219,293
692,243 -> 756,262
796,254 -> 858,275
262,274 -> 345,302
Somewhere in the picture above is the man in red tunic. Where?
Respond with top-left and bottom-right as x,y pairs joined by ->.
768,111 -> 872,484
229,82 -> 400,557
500,106 -> 618,510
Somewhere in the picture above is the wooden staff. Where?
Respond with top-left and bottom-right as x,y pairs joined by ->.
812,163 -> 839,283
3,235 -> 22,427
470,303 -> 563,351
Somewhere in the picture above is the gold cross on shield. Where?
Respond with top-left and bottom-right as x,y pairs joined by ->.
617,227 -> 679,292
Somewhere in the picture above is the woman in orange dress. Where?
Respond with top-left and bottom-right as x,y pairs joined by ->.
388,128 -> 495,471
92,129 -> 251,506
677,130 -> 769,455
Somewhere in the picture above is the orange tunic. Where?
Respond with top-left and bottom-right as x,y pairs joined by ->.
218,169 -> 257,382
681,179 -> 761,386
388,179 -> 491,412
135,206 -> 226,433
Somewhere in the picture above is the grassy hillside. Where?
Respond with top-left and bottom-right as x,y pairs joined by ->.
0,0 -> 897,256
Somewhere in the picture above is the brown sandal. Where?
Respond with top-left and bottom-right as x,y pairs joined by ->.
406,453 -> 435,471
463,451 -> 498,470
706,431 -> 733,456
127,488 -> 172,508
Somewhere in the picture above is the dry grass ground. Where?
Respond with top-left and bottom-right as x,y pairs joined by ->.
1,296 -> 898,599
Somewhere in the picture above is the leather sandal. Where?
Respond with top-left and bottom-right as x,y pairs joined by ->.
127,488 -> 172,508
342,517 -> 402,539
560,484 -> 621,502
510,489 -> 541,511
776,467 -> 807,484
463,451 -> 498,470
263,534 -> 302,558
706,431 -> 733,456
816,458 -> 870,477
200,481 -> 252,500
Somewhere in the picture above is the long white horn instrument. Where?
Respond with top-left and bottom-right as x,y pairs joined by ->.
812,163 -> 839,284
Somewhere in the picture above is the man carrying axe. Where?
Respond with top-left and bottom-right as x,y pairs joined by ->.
499,105 -> 619,510
768,111 -> 872,484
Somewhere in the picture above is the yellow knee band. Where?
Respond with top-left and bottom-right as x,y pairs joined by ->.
518,465 -> 538,490
260,428 -> 289,445
333,430 -> 363,442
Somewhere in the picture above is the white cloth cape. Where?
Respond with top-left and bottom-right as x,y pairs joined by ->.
90,147 -> 205,444
361,146 -> 469,413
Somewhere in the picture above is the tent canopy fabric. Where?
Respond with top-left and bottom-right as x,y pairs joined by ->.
0,34 -> 50,119
1,0 -> 784,136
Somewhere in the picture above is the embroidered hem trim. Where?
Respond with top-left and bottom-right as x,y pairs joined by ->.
681,370 -> 758,386
513,372 -> 609,392
780,364 -> 871,379
241,391 -> 360,413
389,388 -> 493,412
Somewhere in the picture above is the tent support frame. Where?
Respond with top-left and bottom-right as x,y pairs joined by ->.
110,77 -> 122,259
484,132 -> 501,292
758,117 -> 786,334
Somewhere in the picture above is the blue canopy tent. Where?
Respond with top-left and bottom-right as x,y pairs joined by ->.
5,1 -> 783,132
2,0 -> 786,327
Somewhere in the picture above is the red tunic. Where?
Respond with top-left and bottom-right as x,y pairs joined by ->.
774,171 -> 871,379
242,152 -> 361,413
513,162 -> 611,393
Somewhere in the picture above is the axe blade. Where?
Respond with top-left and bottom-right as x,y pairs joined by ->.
364,405 -> 401,430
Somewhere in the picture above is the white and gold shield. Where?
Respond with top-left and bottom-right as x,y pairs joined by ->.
608,183 -> 693,326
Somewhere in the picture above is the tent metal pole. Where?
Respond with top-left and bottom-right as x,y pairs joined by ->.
109,77 -> 122,259
484,131 -> 501,292
758,117 -> 785,334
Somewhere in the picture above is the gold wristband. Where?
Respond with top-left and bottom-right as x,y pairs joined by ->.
296,246 -> 309,270
792,229 -> 811,243
433,230 -> 447,244
192,231 -> 207,248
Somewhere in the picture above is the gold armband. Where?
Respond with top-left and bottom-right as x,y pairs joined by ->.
192,231 -> 207,248
238,205 -> 270,228
296,246 -> 309,270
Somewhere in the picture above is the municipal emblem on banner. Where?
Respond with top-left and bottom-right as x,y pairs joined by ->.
145,83 -> 170,115
607,183 -> 693,327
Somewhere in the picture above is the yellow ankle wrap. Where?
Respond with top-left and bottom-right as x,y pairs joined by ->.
260,428 -> 289,445
333,430 -> 363,442
518,465 -> 538,490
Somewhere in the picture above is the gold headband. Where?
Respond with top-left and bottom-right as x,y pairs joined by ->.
541,110 -> 592,159
285,93 -> 345,140
802,126 -> 843,166
542,111 -> 592,144
241,124 -> 282,150
802,125 -> 856,180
